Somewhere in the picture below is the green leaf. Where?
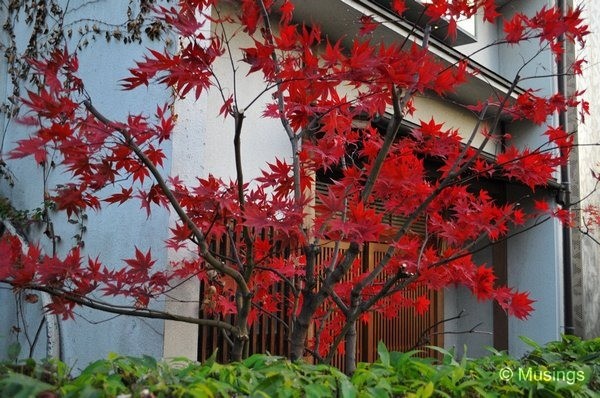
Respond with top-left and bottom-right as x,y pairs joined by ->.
519,336 -> 541,349
304,383 -> 329,397
243,354 -> 268,369
0,372 -> 55,398
167,356 -> 193,366
253,374 -> 286,396
422,382 -> 434,398
67,385 -> 103,398
426,346 -> 458,366
338,377 -> 358,398
204,348 -> 218,368
7,342 -> 21,362
377,341 -> 390,367
187,384 -> 216,398
579,352 -> 600,363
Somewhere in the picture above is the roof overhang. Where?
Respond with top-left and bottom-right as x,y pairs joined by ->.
291,0 -> 524,113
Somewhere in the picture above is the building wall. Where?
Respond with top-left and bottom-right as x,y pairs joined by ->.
574,0 -> 600,339
0,1 -> 171,366
498,0 -> 556,97
498,0 -> 566,357
453,9 -> 500,71
162,1 -> 296,358
505,192 -> 564,356
453,0 -> 566,357
443,245 -> 494,358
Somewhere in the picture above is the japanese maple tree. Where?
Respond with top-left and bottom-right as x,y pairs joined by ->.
0,0 -> 589,372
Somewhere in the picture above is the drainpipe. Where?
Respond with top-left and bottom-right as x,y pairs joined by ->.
2,220 -> 62,359
556,0 -> 575,335
39,295 -> 61,358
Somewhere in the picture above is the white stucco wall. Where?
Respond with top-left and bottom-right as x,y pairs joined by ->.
162,1 -> 295,358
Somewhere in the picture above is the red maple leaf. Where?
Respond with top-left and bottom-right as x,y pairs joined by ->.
504,14 -> 526,43
217,294 -> 238,315
279,0 -> 294,24
9,136 -> 48,164
534,200 -> 550,213
104,186 -> 134,205
391,0 -> 407,15
482,1 -> 499,22
471,266 -> 496,301
495,287 -> 535,320
359,15 -> 378,36
124,247 -> 156,274
240,0 -> 261,34
414,295 -> 430,315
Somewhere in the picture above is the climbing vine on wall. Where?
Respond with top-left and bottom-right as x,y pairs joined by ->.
0,0 -> 167,120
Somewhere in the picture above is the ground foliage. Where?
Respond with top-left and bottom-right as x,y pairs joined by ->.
0,335 -> 599,397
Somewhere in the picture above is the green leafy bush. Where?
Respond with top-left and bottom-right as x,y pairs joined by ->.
1,336 -> 598,397
352,338 -> 598,398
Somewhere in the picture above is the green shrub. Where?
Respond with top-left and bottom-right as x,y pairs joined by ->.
350,337 -> 599,398
1,335 -> 598,397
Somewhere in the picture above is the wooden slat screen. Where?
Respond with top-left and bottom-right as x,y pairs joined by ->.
315,241 -> 443,372
314,180 -> 426,235
196,240 -> 444,366
365,243 -> 443,361
197,232 -> 294,363
195,181 -> 444,367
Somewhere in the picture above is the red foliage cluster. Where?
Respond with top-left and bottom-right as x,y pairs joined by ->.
503,5 -> 588,49
0,0 -> 589,362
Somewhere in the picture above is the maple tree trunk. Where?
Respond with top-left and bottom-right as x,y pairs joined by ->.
231,337 -> 245,362
344,321 -> 357,375
290,245 -> 362,361
289,292 -> 320,361
231,291 -> 252,361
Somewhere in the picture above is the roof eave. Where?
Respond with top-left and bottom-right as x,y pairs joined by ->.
291,0 -> 525,111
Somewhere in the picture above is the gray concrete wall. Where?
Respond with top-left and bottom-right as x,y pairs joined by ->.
574,0 -> 600,339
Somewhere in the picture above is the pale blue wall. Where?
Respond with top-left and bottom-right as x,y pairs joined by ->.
497,0 -> 565,357
506,191 -> 564,357
498,0 -> 556,96
443,243 -> 495,358
0,1 -> 173,367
